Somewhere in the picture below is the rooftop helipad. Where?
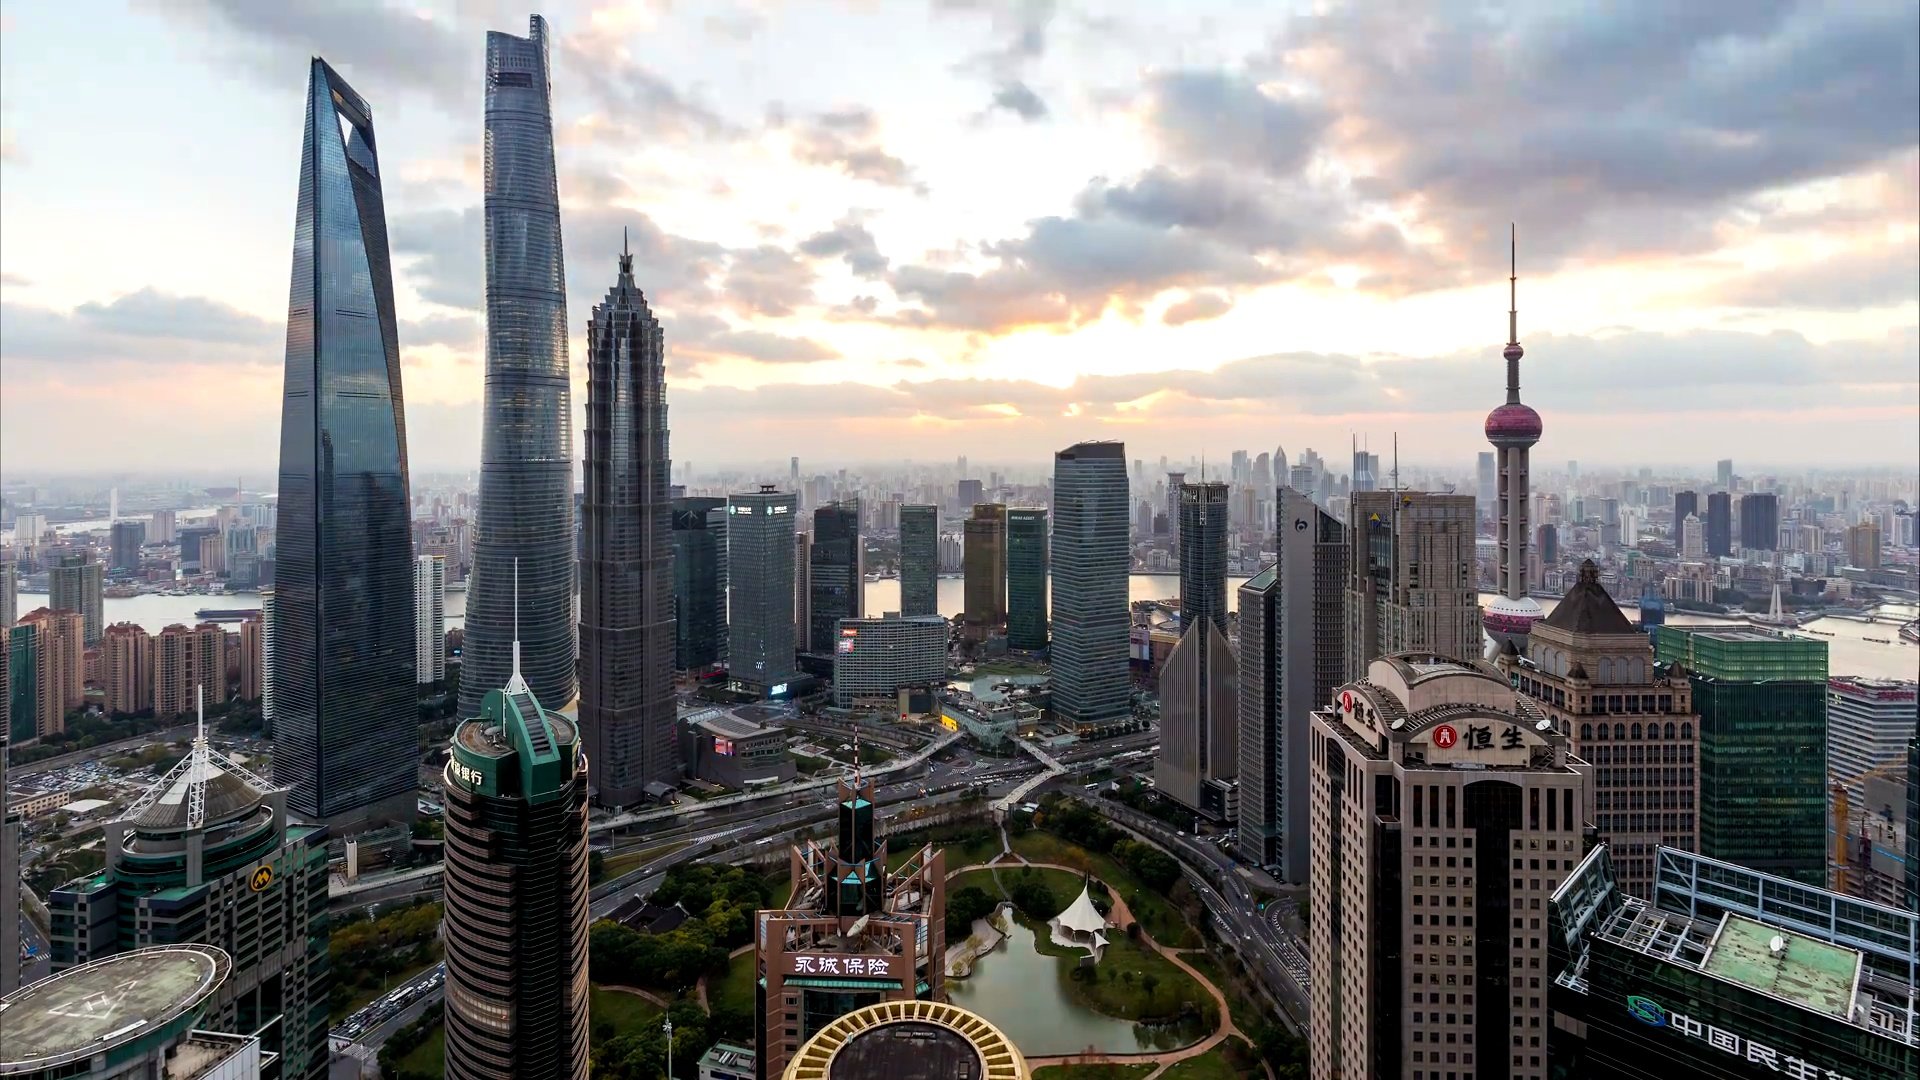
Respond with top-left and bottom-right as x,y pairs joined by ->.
0,945 -> 230,1073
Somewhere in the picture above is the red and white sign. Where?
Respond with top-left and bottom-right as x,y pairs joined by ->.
1432,724 -> 1459,749
1340,691 -> 1355,714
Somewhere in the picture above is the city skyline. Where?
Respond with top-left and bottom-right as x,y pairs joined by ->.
2,2 -> 1916,472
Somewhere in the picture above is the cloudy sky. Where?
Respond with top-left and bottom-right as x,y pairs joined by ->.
1,0 -> 1916,476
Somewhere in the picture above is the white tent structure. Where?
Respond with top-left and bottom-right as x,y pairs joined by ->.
1048,882 -> 1111,960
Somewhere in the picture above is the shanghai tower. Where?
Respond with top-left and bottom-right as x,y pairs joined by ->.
464,14 -> 576,716
579,241 -> 678,806
274,59 -> 419,829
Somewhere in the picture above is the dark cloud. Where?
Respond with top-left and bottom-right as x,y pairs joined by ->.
2,289 -> 279,365
182,0 -> 472,111
1161,291 -> 1233,326
798,217 -> 890,277
1269,0 -> 1920,274
990,80 -> 1049,120
1144,70 -> 1326,177
776,107 -> 926,192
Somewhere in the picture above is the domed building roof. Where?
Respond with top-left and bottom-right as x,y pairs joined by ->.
1484,402 -> 1543,445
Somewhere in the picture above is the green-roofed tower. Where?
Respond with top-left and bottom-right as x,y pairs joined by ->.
441,615 -> 591,1080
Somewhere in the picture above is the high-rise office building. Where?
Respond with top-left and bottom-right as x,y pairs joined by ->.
1501,560 -> 1698,897
16,608 -> 82,738
832,613 -> 948,707
148,508 -> 177,544
1158,482 -> 1236,818
898,504 -> 939,618
415,554 -> 446,685
962,503 -> 1007,635
809,501 -> 862,653
956,477 -> 983,513
1908,735 -> 1919,912
1548,845 -> 1917,1080
1673,490 -> 1698,529
0,651 -> 12,996
0,559 -> 13,628
273,58 -> 418,830
1164,471 -> 1185,557
49,716 -> 331,1079
1738,492 -> 1779,551
154,622 -> 227,719
1476,450 -> 1497,523
103,622 -> 154,717
1344,490 -> 1480,677
1656,627 -> 1828,884
794,531 -> 812,655
109,519 -> 145,574
672,496 -> 728,671
238,616 -> 263,704
49,551 -> 104,647
1716,458 -> 1734,490
1847,521 -> 1883,570
1483,233 -> 1546,659
1005,508 -> 1048,651
1309,653 -> 1589,1080
6,621 -> 39,743
727,486 -> 797,694
260,588 -> 275,733
442,657 -> 590,1079
465,15 -> 577,717
1827,678 -> 1918,817
1237,487 -> 1346,880
1052,442 -> 1131,728
579,245 -> 677,806
1680,513 -> 1706,559
752,777 -> 946,1080
1705,491 -> 1733,557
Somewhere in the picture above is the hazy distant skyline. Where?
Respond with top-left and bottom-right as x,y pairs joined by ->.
2,1 -> 1916,473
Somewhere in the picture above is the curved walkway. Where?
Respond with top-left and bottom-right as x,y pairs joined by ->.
946,861 -> 1248,1075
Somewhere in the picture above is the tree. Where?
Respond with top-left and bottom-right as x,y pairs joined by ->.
946,885 -> 998,938
1007,875 -> 1058,920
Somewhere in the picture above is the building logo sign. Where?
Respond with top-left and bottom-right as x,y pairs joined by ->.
1625,995 -> 1664,1026
450,759 -> 485,790
1432,724 -> 1459,749
249,864 -> 275,892
789,954 -> 894,977
1624,997 -> 1861,1080
1339,691 -> 1355,714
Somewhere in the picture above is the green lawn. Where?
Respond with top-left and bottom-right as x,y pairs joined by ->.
1181,951 -> 1261,1036
949,865 -> 1090,916
1159,1038 -> 1257,1079
394,1022 -> 446,1078
710,952 -> 759,1018
1012,830 -> 1200,948
1032,1065 -> 1156,1080
601,840 -> 690,881
889,827 -> 1002,871
589,983 -> 663,1044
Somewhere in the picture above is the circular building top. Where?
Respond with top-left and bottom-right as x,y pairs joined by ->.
0,945 -> 230,1075
782,1000 -> 1029,1080
1484,402 -> 1543,446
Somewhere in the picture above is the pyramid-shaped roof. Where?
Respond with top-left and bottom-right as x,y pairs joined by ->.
1541,560 -> 1636,636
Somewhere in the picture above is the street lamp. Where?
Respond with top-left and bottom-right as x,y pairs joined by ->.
663,1015 -> 674,1078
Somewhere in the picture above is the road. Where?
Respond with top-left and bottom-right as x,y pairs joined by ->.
7,723 -> 198,777
1071,793 -> 1310,1033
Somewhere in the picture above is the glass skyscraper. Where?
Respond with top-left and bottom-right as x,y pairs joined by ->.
727,487 -> 797,693
579,246 -> 677,806
464,15 -> 576,716
273,58 -> 419,828
1005,508 -> 1048,651
1051,442 -> 1130,727
898,504 -> 938,617
808,501 -> 861,653
672,496 -> 728,671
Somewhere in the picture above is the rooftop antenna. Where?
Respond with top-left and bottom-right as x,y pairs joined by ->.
1505,222 -> 1523,405
506,556 -> 528,694
850,725 -> 864,789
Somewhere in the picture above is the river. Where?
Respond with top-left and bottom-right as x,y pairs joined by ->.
24,576 -> 1916,681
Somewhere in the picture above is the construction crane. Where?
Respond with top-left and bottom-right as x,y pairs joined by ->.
1831,759 -> 1907,897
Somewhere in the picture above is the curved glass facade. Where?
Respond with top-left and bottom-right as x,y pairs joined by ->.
273,58 -> 419,824
464,15 -> 577,716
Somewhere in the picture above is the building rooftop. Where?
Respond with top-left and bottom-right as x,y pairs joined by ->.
1539,560 -> 1637,636
0,945 -> 230,1073
687,709 -> 781,741
1703,915 -> 1861,1021
782,1001 -> 1027,1080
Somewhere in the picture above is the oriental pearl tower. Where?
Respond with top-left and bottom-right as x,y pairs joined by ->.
1483,226 -> 1545,659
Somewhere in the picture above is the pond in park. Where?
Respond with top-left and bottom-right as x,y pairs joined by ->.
947,916 -> 1208,1056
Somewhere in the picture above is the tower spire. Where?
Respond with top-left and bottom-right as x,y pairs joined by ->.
507,556 -> 527,694
1505,223 -> 1523,404
618,228 -> 634,278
